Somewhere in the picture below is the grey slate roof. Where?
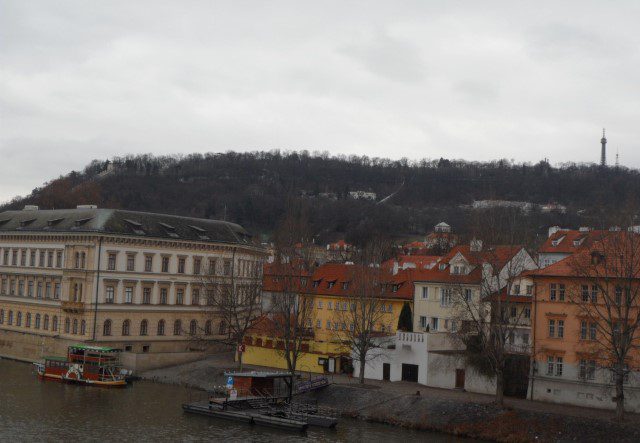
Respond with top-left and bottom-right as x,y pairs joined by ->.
0,208 -> 255,246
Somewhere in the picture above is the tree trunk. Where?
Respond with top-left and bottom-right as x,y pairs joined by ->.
615,372 -> 625,421
495,371 -> 504,406
237,342 -> 243,371
359,354 -> 366,384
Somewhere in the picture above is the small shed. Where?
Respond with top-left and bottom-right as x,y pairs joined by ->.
224,371 -> 293,398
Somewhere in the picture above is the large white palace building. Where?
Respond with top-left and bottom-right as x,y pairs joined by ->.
0,206 -> 265,370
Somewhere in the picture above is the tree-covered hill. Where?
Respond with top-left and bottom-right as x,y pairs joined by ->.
2,151 -> 638,242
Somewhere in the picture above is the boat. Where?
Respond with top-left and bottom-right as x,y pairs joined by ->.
34,344 -> 131,387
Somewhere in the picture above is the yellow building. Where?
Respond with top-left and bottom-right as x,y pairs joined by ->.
242,263 -> 414,374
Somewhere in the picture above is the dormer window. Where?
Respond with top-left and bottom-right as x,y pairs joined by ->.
300,277 -> 307,287
313,280 -> 320,288
551,236 -> 565,247
19,218 -> 36,227
342,282 -> 349,290
47,218 -> 64,227
327,281 -> 335,289
392,284 -> 399,293
124,219 -> 145,235
74,217 -> 93,227
188,225 -> 210,240
158,222 -> 179,238
439,263 -> 446,271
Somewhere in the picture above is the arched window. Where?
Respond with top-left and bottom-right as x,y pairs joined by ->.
0,309 -> 4,324
64,317 -> 70,333
204,320 -> 212,335
157,319 -> 165,336
8,310 -> 14,325
122,319 -> 131,336
218,320 -> 226,335
72,319 -> 78,334
35,314 -> 41,329
44,314 -> 49,330
189,320 -> 197,335
17,312 -> 22,327
52,315 -> 58,331
80,320 -> 86,335
140,319 -> 148,336
103,319 -> 112,336
173,320 -> 182,336
26,313 -> 31,328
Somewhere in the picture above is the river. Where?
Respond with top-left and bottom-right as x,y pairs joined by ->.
0,359 -> 472,441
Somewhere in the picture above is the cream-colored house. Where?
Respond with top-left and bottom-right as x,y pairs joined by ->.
0,206 -> 265,370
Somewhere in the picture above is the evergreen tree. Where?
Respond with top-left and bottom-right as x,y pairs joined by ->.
397,302 -> 413,331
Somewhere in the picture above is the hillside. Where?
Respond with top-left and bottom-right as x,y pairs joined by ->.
2,151 -> 639,243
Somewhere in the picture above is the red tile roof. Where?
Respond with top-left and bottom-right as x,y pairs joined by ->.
538,230 -> 605,254
484,286 -> 532,303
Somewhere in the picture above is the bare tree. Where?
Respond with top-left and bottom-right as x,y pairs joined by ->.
450,208 -> 537,406
268,204 -> 316,398
332,238 -> 394,384
567,227 -> 640,421
198,247 -> 264,370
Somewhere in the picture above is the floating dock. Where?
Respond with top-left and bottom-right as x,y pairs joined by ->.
182,401 -> 308,432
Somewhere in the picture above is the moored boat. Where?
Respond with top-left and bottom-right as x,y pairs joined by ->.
35,344 -> 130,387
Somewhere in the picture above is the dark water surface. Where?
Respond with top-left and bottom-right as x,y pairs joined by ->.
0,359 -> 470,442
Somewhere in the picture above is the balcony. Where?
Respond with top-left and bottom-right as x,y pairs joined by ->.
61,301 -> 85,313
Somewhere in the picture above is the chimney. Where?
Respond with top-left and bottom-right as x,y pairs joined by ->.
470,238 -> 483,252
23,205 -> 39,211
548,226 -> 561,238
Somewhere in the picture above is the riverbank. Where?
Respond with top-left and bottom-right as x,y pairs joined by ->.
140,355 -> 640,442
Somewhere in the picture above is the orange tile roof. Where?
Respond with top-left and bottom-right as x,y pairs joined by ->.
538,230 -> 605,254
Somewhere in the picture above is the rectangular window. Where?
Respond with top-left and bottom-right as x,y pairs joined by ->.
160,288 -> 168,304
193,258 -> 201,275
28,281 -> 34,297
176,288 -> 184,305
316,319 -> 321,328
106,286 -> 115,303
590,285 -> 598,303
440,288 -> 452,307
557,320 -> 564,338
12,250 -> 17,266
125,287 -> 133,303
550,283 -> 557,301
548,319 -> 555,337
526,285 -> 533,295
420,316 -> 427,328
421,287 -> 428,299
559,284 -> 565,301
547,356 -> 554,375
431,317 -> 439,331
143,287 -> 151,304
326,320 -> 331,329
464,288 -> 472,302
126,255 -> 135,271
327,301 -> 332,310
208,259 -> 216,275
54,283 -> 60,300
556,357 -> 563,376
39,251 -> 45,267
223,259 -> 232,276
191,288 -> 200,305
20,250 -> 26,266
580,320 -> 587,340
56,251 -> 62,268
317,300 -> 323,309
45,282 -> 51,299
524,307 -> 531,318
142,255 -> 151,272
581,285 -> 589,302
510,307 -> 517,318
178,258 -> 185,274
107,253 -> 116,271
590,322 -> 597,340
47,251 -> 53,268
36,282 -> 42,299
161,257 -> 169,273
514,284 -> 520,294
18,280 -> 24,296
30,251 -> 36,266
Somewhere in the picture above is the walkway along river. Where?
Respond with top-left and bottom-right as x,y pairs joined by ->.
0,359 -> 471,442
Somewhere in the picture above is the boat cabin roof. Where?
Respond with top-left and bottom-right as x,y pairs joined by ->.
224,371 -> 293,379
44,356 -> 68,362
69,344 -> 120,353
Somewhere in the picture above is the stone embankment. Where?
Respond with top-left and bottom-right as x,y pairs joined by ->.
141,356 -> 640,442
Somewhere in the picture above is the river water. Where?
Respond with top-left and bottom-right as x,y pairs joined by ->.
0,359 -> 470,442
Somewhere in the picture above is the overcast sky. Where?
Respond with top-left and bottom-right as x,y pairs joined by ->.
1,1 -> 639,204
